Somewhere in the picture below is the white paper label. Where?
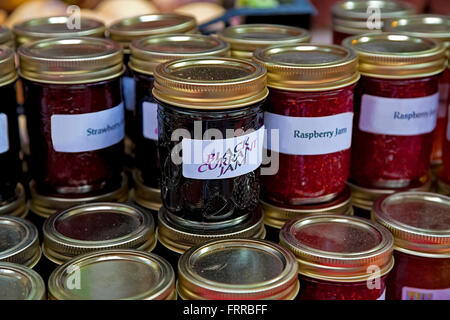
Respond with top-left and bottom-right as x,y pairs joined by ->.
182,127 -> 265,180
142,101 -> 158,141
0,113 -> 9,154
264,112 -> 353,155
402,286 -> 450,300
377,290 -> 386,300
122,76 -> 136,111
51,103 -> 125,153
359,93 -> 439,136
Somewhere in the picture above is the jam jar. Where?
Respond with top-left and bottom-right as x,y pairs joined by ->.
383,15 -> 450,166
441,83 -> 450,194
0,262 -> 45,300
343,33 -> 447,189
280,214 -> 394,300
217,24 -> 310,60
48,249 -> 176,300
19,37 -> 129,219
253,44 -> 359,205
0,26 -> 14,49
372,192 -> 450,300
331,0 -> 416,45
129,34 -> 230,212
177,239 -> 299,300
153,57 -> 267,224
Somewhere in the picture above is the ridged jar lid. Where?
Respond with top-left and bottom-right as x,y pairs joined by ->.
253,43 -> 359,91
18,37 -> 124,84
43,202 -> 156,265
280,214 -> 394,282
217,24 -> 310,59
13,16 -> 105,47
130,34 -> 230,75
0,262 -> 45,300
0,216 -> 41,268
48,249 -> 176,300
177,239 -> 299,300
0,46 -> 17,87
0,26 -> 14,49
372,192 -> 450,257
343,33 -> 447,79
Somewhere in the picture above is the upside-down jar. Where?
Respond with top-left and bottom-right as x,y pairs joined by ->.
19,37 -> 129,219
343,33 -> 447,189
253,44 -> 359,205
331,0 -> 416,45
280,214 -> 394,300
153,57 -> 267,224
372,192 -> 450,300
129,34 -> 229,211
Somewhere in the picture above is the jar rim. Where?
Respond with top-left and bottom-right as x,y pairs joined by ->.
0,262 -> 46,300
0,46 -> 17,87
0,26 -> 14,49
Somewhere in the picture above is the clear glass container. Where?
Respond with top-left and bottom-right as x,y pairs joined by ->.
0,262 -> 45,300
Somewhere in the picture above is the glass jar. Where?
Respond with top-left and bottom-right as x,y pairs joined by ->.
280,214 -> 394,300
217,24 -> 310,60
177,239 -> 299,300
0,26 -> 14,49
48,249 -> 176,300
441,84 -> 450,194
153,57 -> 267,223
331,0 -> 416,45
0,262 -> 45,300
372,192 -> 450,300
129,34 -> 229,211
343,33 -> 447,189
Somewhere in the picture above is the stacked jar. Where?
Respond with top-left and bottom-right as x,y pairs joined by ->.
0,26 -> 14,49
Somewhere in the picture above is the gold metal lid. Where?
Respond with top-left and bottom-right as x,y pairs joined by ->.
157,206 -> 266,255
108,14 -> 197,53
13,16 -> 105,47
253,43 -> 359,91
153,57 -> 268,109
217,24 -> 311,60
132,169 -> 162,212
177,239 -> 299,300
342,32 -> 447,79
18,37 -> 124,84
332,0 -> 416,35
0,183 -> 28,219
48,249 -> 176,300
262,187 -> 353,230
0,216 -> 41,268
130,34 -> 230,76
280,214 -> 394,282
0,26 -> 14,49
0,46 -> 17,87
372,192 -> 450,258
42,202 -> 156,265
0,262 -> 45,300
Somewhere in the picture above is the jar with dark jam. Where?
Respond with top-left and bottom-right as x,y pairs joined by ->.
280,214 -> 394,300
0,26 -> 14,49
253,44 -> 359,205
343,33 -> 447,189
153,57 -> 267,224
177,239 -> 299,300
372,192 -> 450,300
129,34 -> 229,211
0,262 -> 45,300
331,0 -> 416,45
19,37 -> 129,218
217,24 -> 310,60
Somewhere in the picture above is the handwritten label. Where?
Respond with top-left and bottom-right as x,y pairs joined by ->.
122,76 -> 136,111
0,113 -> 8,154
143,101 -> 158,141
402,286 -> 450,300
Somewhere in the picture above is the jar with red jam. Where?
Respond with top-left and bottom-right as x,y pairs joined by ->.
253,44 -> 359,205
19,37 -> 129,219
0,26 -> 14,49
217,24 -> 310,60
372,191 -> 450,300
331,0 -> 416,45
343,33 -> 447,189
153,57 -> 267,224
129,34 -> 229,212
441,82 -> 450,194
280,214 -> 394,300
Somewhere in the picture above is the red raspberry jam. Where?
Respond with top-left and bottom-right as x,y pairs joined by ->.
253,44 -> 359,205
280,214 -> 394,300
343,33 -> 447,188
372,191 -> 450,300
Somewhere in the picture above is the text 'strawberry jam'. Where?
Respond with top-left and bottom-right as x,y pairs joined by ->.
253,44 -> 359,205
153,57 -> 267,224
372,192 -> 450,300
217,24 -> 310,60
280,214 -> 394,300
0,263 -> 45,300
0,27 -> 14,49
343,33 -> 447,189
177,239 -> 299,300
19,37 -> 129,218
129,34 -> 229,211
331,0 -> 415,45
